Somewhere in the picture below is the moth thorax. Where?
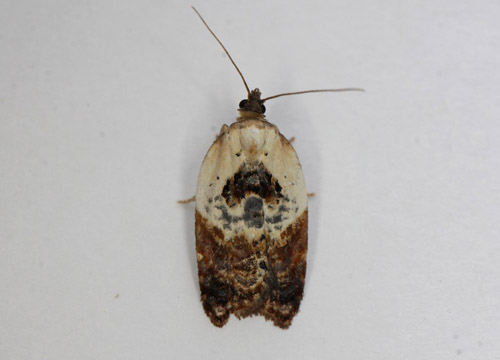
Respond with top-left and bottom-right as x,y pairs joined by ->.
239,126 -> 265,154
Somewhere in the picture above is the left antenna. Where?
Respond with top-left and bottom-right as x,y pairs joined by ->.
192,7 -> 251,96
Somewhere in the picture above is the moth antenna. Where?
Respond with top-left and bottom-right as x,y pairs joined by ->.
262,88 -> 365,102
192,6 -> 251,96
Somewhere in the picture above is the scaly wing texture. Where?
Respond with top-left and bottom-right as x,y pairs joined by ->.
195,119 -> 307,329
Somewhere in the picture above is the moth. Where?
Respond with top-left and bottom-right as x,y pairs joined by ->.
186,7 -> 362,329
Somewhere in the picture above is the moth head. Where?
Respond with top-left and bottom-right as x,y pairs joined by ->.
238,88 -> 266,114
192,7 -> 364,120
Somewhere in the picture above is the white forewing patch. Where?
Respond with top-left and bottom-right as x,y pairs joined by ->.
196,118 -> 307,243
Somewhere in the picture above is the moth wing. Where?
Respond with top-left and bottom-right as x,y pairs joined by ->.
194,125 -> 244,327
194,120 -> 308,329
260,131 -> 308,329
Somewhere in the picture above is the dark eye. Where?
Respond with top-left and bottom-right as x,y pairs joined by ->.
260,104 -> 266,114
239,99 -> 248,109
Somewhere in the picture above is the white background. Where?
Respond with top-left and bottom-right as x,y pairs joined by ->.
1,0 -> 499,359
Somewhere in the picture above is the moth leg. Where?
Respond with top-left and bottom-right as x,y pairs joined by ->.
288,136 -> 295,144
211,124 -> 230,140
177,195 -> 196,204
216,124 -> 229,139
307,192 -> 316,197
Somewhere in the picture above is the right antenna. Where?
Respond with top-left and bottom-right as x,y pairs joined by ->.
262,88 -> 365,102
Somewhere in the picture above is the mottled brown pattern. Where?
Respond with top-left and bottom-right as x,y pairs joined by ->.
221,163 -> 283,205
263,210 -> 308,329
195,209 -> 307,329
